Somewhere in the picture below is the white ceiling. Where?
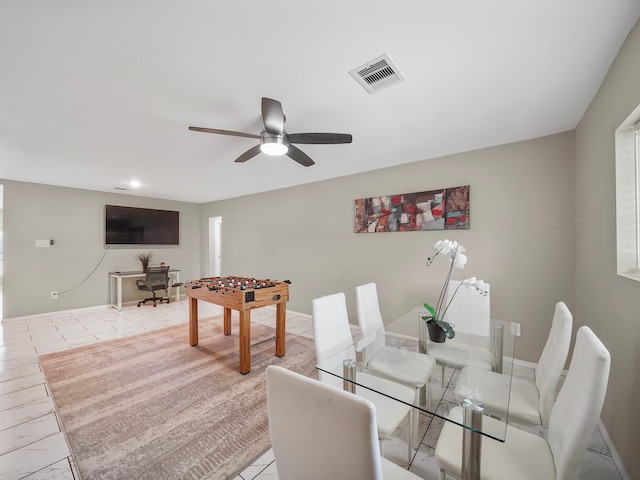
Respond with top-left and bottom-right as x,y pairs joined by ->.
1,1 -> 639,204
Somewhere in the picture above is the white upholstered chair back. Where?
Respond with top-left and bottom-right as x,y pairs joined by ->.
547,326 -> 610,479
312,293 -> 357,383
535,301 -> 573,427
266,365 -> 384,480
312,293 -> 419,464
443,280 -> 491,338
356,282 -> 385,340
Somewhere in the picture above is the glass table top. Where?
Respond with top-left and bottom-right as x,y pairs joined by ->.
315,307 -> 518,441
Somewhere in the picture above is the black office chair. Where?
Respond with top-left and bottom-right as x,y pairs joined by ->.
136,266 -> 171,307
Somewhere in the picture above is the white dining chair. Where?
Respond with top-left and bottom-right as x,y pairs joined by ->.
435,326 -> 611,480
455,301 -> 573,428
266,365 -> 423,480
313,292 -> 416,462
356,282 -> 436,410
427,280 -> 493,384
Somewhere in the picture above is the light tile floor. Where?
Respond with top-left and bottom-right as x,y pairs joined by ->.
0,298 -> 627,480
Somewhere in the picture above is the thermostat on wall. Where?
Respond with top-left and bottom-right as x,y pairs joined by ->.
35,239 -> 54,248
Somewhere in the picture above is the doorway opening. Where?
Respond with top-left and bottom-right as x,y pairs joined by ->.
0,184 -> 4,319
208,216 -> 222,277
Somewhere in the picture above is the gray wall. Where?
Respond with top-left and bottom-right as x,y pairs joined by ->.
201,131 -> 576,364
575,20 -> 640,479
1,180 -> 201,318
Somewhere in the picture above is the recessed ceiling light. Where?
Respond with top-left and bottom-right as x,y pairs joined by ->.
129,180 -> 141,188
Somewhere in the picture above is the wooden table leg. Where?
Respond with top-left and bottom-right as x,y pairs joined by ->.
224,307 -> 232,335
275,301 -> 286,357
189,297 -> 199,346
239,310 -> 250,374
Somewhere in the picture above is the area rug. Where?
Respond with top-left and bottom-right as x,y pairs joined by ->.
40,315 -> 317,480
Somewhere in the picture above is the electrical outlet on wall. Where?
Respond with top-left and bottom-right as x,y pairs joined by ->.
511,322 -> 521,336
51,291 -> 59,300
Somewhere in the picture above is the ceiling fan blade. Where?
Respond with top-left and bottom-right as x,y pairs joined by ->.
234,145 -> 262,163
189,126 -> 260,140
287,132 -> 353,144
261,97 -> 285,135
286,144 -> 315,167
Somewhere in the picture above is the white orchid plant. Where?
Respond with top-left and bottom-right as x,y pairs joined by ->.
422,239 -> 488,339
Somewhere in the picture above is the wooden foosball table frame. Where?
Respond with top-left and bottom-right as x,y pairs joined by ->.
186,277 -> 290,374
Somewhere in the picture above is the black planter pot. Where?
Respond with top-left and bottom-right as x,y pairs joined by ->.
427,322 -> 446,343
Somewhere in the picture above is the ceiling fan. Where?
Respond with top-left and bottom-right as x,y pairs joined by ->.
189,97 -> 352,167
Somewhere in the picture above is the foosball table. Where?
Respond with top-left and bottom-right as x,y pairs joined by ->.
186,276 -> 290,374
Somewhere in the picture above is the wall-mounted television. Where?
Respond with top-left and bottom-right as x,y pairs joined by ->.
105,205 -> 180,245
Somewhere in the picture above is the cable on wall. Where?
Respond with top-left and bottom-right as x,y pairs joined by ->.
58,247 -> 110,297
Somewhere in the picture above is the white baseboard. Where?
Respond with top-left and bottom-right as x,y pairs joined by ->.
4,303 -> 114,321
512,357 -> 538,369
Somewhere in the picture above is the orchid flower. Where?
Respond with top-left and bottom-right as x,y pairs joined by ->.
453,251 -> 467,269
463,277 -> 488,296
423,239 -> 486,339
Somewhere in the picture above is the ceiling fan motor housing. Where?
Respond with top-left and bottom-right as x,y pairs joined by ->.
260,132 -> 289,156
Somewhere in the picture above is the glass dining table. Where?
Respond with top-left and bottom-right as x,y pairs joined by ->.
315,307 -> 517,480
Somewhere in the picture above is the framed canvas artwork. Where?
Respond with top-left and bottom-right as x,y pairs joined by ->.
354,185 -> 470,233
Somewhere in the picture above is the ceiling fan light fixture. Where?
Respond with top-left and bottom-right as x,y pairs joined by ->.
260,135 -> 289,156
189,97 -> 351,166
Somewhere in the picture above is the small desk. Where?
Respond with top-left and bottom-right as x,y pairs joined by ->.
316,308 -> 516,480
109,270 -> 181,311
186,277 -> 289,374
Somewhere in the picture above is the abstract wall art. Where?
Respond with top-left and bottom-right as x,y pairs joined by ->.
354,185 -> 470,233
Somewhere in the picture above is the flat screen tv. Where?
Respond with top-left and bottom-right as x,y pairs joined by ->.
105,205 -> 180,245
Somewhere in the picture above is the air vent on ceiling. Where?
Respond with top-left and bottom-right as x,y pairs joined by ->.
349,53 -> 406,94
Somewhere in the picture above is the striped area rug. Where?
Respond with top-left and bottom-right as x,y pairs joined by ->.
40,315 -> 317,480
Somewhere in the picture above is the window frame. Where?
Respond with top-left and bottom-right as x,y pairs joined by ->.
615,104 -> 640,280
